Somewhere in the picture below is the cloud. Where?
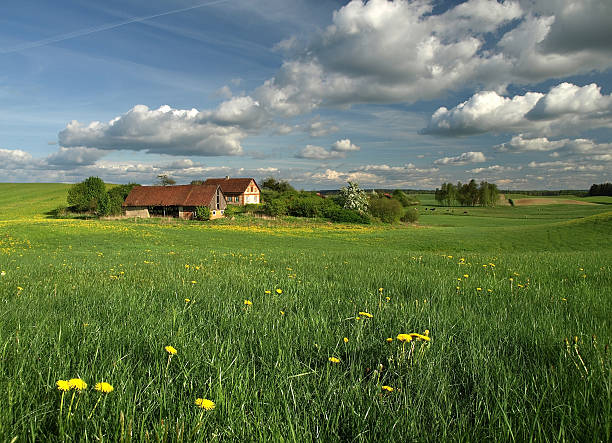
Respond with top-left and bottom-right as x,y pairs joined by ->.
498,134 -> 612,155
434,151 -> 486,165
0,148 -> 33,166
423,82 -> 612,137
304,117 -> 339,137
44,146 -> 107,167
468,165 -> 520,173
247,0 -> 612,116
296,138 -> 360,160
59,104 -> 250,157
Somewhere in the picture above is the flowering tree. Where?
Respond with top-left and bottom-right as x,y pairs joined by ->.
339,181 -> 369,213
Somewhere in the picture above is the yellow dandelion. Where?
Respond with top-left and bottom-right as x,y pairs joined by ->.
386,337 -> 393,343
195,398 -> 215,410
476,287 -> 482,291
280,310 -> 285,315
396,334 -> 412,342
276,289 -> 283,294
378,287 -> 383,292
185,298 -> 190,303
17,286 -> 23,291
68,378 -> 87,391
424,329 -> 430,337
409,333 -> 431,341
487,289 -> 492,293
328,357 -> 341,364
56,380 -> 70,391
265,290 -> 271,294
94,382 -> 114,393
358,311 -> 373,318
165,345 -> 177,355
343,337 -> 349,343
385,297 -> 390,302
244,299 -> 253,306
463,274 -> 469,278
191,280 -> 197,284
381,386 -> 394,392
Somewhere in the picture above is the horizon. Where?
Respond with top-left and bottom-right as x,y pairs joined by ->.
1,0 -> 611,190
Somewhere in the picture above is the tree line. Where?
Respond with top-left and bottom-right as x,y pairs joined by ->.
434,180 -> 500,207
588,183 -> 612,196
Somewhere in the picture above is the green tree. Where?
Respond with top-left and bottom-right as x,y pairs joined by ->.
369,196 -> 403,223
67,176 -> 107,213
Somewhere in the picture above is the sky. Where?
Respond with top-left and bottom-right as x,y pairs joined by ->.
1,0 -> 611,190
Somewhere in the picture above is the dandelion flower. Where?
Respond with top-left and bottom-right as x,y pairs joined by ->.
476,287 -> 482,291
195,398 -> 215,410
17,286 -> 23,291
68,378 -> 87,391
244,299 -> 253,306
94,382 -> 114,393
265,290 -> 271,294
358,311 -> 373,318
56,380 -> 70,391
381,386 -> 394,392
328,357 -> 341,364
191,280 -> 197,284
276,289 -> 283,294
396,334 -> 412,342
409,333 -> 431,342
385,297 -> 390,302
343,337 -> 349,343
280,310 -> 285,315
185,298 -> 190,303
386,337 -> 393,343
378,287 -> 383,292
165,345 -> 177,355
463,274 -> 469,278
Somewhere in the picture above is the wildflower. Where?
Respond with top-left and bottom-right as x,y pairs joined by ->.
463,274 -> 469,278
94,382 -> 114,393
244,299 -> 253,306
68,378 -> 87,391
456,286 -> 460,290
185,298 -> 190,303
265,290 -> 271,294
343,337 -> 349,343
17,286 -> 23,291
386,337 -> 393,343
56,380 -> 70,391
476,287 -> 482,291
195,398 -> 215,410
385,297 -> 390,302
276,289 -> 283,294
396,334 -> 412,342
328,357 -> 341,364
191,280 -> 197,284
424,329 -> 430,337
358,311 -> 373,318
165,346 -> 177,355
381,386 -> 394,392
378,287 -> 383,292
280,310 -> 285,315
0,271 -> 5,276
487,289 -> 492,293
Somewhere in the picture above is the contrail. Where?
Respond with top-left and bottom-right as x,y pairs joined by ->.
1,0 -> 230,54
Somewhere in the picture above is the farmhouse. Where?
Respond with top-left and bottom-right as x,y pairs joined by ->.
203,177 -> 260,205
122,184 -> 227,219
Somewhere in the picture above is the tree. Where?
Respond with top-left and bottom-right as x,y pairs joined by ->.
369,196 -> 403,223
392,189 -> 419,206
262,177 -> 294,193
67,176 -> 107,213
338,182 -> 368,213
157,175 -> 176,186
190,180 -> 205,185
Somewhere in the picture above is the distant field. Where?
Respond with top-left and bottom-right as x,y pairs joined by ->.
0,184 -> 611,441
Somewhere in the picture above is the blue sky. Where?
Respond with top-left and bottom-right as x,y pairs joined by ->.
1,0 -> 611,189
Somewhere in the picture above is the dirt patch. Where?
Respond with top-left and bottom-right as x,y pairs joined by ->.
512,198 -> 597,206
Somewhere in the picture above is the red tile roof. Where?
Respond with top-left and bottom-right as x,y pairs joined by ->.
123,184 -> 220,207
203,177 -> 259,194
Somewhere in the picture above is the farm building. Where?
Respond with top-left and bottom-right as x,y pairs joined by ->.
122,184 -> 227,219
203,177 -> 260,205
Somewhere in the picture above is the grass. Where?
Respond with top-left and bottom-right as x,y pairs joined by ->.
0,184 -> 611,441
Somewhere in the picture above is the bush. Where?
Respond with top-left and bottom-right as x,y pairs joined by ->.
287,196 -> 325,218
194,206 -> 211,221
393,190 -> 420,206
67,176 -> 107,213
326,207 -> 371,224
264,199 -> 287,217
244,204 -> 264,213
369,197 -> 403,223
48,205 -> 68,218
223,205 -> 244,217
401,207 -> 419,223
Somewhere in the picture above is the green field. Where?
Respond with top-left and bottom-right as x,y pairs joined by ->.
1,184 -> 611,441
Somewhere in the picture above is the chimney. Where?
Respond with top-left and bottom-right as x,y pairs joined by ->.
225,175 -> 230,180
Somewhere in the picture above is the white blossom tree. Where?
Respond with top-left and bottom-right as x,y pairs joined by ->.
339,181 -> 368,213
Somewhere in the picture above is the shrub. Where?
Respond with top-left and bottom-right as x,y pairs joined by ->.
223,205 -> 244,217
264,199 -> 287,217
48,205 -> 68,218
194,206 -> 211,221
244,203 -> 264,213
67,176 -> 107,213
287,196 -> 325,218
393,190 -> 420,206
338,182 -> 368,213
369,197 -> 403,223
401,207 -> 419,223
326,207 -> 371,224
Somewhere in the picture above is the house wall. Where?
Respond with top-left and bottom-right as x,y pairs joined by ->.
243,180 -> 260,204
125,207 -> 150,218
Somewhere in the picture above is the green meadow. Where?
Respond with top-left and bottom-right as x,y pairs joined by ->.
0,184 -> 611,441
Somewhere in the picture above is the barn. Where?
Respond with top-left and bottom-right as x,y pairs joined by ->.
203,177 -> 261,205
122,184 -> 227,219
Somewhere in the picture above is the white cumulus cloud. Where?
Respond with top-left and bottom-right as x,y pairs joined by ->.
434,151 -> 486,165
297,138 -> 360,160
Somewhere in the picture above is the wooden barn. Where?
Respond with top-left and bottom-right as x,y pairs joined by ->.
122,184 -> 227,219
203,177 -> 260,205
